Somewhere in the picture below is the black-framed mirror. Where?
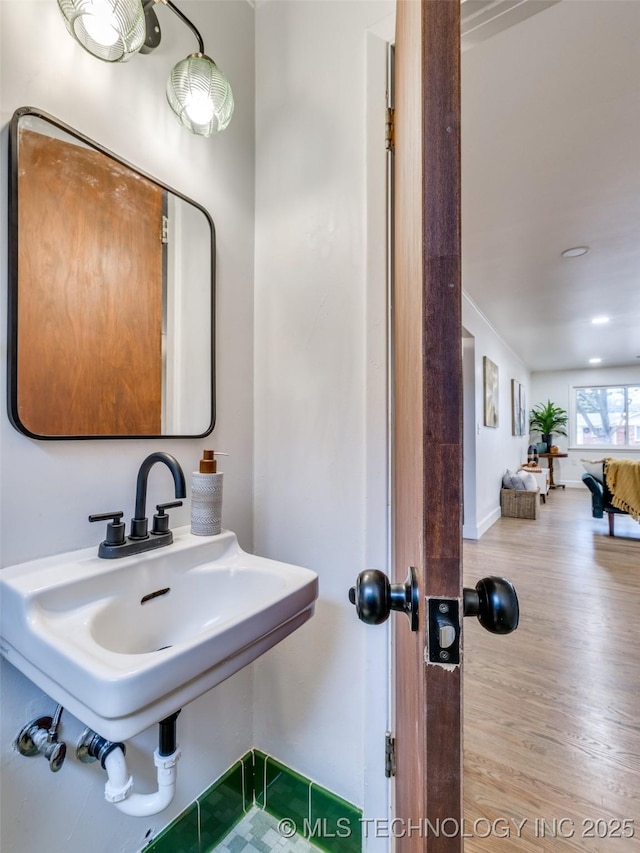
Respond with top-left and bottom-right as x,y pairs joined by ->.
7,106 -> 215,439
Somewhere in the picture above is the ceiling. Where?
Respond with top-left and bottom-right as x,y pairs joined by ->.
461,0 -> 640,372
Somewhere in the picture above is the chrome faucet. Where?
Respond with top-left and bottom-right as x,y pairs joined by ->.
89,452 -> 187,559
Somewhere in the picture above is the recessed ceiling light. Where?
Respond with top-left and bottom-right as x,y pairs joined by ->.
589,358 -> 602,364
562,246 -> 590,258
591,316 -> 610,325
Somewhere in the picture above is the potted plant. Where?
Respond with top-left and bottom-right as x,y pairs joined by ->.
529,400 -> 568,452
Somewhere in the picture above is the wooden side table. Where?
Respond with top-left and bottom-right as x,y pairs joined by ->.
538,453 -> 568,489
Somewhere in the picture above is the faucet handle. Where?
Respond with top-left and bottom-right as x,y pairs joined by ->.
88,511 -> 126,546
152,501 -> 183,535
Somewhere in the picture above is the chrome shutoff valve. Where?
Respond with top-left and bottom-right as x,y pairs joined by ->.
15,714 -> 66,772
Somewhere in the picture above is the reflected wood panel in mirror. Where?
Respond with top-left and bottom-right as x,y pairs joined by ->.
8,107 -> 215,439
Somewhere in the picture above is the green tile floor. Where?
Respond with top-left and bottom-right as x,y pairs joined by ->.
142,750 -> 362,853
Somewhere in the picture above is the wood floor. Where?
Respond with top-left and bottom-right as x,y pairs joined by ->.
463,487 -> 640,852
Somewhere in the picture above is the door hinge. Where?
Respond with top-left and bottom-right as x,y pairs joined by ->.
385,107 -> 395,151
385,731 -> 396,778
161,215 -> 169,244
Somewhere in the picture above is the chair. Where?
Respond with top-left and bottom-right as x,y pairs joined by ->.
581,470 -> 629,536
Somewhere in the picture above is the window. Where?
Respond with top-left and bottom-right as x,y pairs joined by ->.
573,385 -> 640,448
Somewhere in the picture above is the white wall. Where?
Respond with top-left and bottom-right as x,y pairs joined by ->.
0,3 -> 255,851
531,365 -> 640,488
462,294 -> 531,538
253,0 -> 393,838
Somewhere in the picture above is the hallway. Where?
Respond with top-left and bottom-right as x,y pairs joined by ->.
463,487 -> 640,851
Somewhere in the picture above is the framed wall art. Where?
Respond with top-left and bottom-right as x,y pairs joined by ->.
483,357 -> 499,428
511,379 -> 521,436
518,384 -> 527,436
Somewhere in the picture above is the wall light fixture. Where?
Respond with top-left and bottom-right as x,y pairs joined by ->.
56,0 -> 234,137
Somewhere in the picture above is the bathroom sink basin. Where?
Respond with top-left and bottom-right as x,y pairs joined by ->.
0,529 -> 318,740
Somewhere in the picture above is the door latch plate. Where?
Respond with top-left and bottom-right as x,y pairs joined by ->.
427,597 -> 460,665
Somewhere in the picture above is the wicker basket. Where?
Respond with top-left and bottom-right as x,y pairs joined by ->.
500,488 -> 539,520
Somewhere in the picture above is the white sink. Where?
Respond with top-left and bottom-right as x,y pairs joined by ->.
0,529 -> 318,740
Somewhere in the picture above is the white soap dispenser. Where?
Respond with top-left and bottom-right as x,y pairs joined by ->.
191,450 -> 225,536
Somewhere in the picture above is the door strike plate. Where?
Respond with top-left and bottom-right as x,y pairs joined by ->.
427,597 -> 460,665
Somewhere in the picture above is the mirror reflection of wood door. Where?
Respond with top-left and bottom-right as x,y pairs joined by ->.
17,129 -> 163,436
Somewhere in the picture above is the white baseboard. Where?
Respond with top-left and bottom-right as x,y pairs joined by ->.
558,479 -> 585,489
468,506 -> 501,540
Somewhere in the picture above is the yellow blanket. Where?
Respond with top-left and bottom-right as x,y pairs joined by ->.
605,458 -> 640,521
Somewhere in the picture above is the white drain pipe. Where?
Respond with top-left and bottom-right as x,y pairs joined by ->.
78,712 -> 182,817
103,745 -> 181,817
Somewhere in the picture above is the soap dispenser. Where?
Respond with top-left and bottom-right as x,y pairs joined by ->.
191,450 -> 225,536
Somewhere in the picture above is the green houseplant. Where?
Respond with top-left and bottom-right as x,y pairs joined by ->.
529,400 -> 568,452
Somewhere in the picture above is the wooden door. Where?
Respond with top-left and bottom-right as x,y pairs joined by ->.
16,129 -> 164,436
393,0 -> 462,850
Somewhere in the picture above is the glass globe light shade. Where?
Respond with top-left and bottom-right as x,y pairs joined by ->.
167,54 -> 234,137
57,0 -> 145,62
